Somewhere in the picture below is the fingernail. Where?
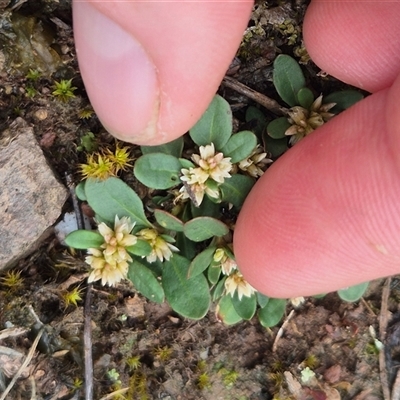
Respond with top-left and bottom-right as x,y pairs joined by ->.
73,1 -> 159,143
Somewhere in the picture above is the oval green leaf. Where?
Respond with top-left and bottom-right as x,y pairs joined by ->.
179,158 -> 195,169
273,54 -> 306,107
65,230 -> 104,249
85,178 -> 152,227
212,277 -> 226,301
128,260 -> 164,303
256,292 -> 269,308
163,254 -> 211,319
258,298 -> 286,328
207,264 -> 221,285
217,295 -> 243,325
231,292 -> 257,320
140,136 -> 183,158
267,117 -> 291,139
154,209 -> 184,232
220,131 -> 258,163
134,153 -> 181,189
337,282 -> 369,302
189,95 -> 232,149
188,246 -> 216,278
263,133 -> 288,158
245,106 -> 267,138
126,239 -> 152,257
75,181 -> 87,201
183,217 -> 229,242
323,90 -> 364,113
191,196 -> 220,219
297,87 -> 314,109
220,174 -> 254,209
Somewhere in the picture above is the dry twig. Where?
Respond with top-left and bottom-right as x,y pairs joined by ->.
272,309 -> 295,353
0,327 -> 44,400
84,284 -> 94,400
222,76 -> 289,115
98,387 -> 129,400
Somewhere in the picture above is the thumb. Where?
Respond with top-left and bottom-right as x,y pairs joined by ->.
234,74 -> 400,298
73,0 -> 253,145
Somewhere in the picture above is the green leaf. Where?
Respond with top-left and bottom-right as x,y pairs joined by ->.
188,246 -> 216,278
65,230 -> 104,249
256,292 -> 270,308
85,177 -> 152,227
323,90 -> 364,113
263,133 -> 288,158
134,153 -> 181,189
163,255 -> 211,319
140,136 -> 184,158
179,158 -> 195,169
132,255 -> 162,277
231,292 -> 257,320
337,282 -> 369,302
220,131 -> 258,163
245,106 -> 268,138
217,295 -> 243,325
212,277 -> 226,301
75,181 -> 87,201
126,239 -> 152,257
258,298 -> 286,328
128,260 -> 164,303
273,55 -> 306,106
154,209 -> 184,232
175,231 -> 197,260
267,117 -> 291,139
184,217 -> 229,242
189,95 -> 232,149
207,264 -> 221,285
220,174 -> 254,209
297,87 -> 314,109
191,196 -> 220,219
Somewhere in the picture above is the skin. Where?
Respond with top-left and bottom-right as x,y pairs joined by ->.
73,0 -> 400,298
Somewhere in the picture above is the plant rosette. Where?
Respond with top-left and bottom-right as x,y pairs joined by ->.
66,94 -> 368,326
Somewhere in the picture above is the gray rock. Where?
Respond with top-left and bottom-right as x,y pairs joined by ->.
0,118 -> 68,271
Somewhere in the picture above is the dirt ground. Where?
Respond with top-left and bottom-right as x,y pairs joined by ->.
0,1 -> 398,399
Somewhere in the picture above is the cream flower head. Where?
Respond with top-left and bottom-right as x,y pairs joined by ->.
213,248 -> 237,276
137,228 -> 179,263
225,271 -> 256,301
85,216 -> 137,286
191,143 -> 232,183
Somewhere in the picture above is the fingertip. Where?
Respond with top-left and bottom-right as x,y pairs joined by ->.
234,89 -> 400,298
73,1 -> 164,144
74,0 -> 253,145
304,1 -> 400,92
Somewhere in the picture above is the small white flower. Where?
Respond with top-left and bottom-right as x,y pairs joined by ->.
138,228 -> 179,263
225,271 -> 256,300
238,146 -> 272,178
213,248 -> 237,275
191,143 -> 232,183
84,216 -> 137,286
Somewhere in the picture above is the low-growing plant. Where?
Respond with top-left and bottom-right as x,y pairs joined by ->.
267,55 -> 364,145
52,79 -> 77,102
66,86 -> 369,328
0,270 -> 24,292
60,286 -> 83,309
66,94 -> 289,326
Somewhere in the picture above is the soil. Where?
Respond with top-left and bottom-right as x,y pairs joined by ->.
0,1 -> 397,399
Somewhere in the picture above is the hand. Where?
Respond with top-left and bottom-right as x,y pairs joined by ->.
73,1 -> 400,298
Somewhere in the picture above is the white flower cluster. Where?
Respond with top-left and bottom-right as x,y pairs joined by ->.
180,143 -> 232,206
213,248 -> 256,301
86,216 -> 137,286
